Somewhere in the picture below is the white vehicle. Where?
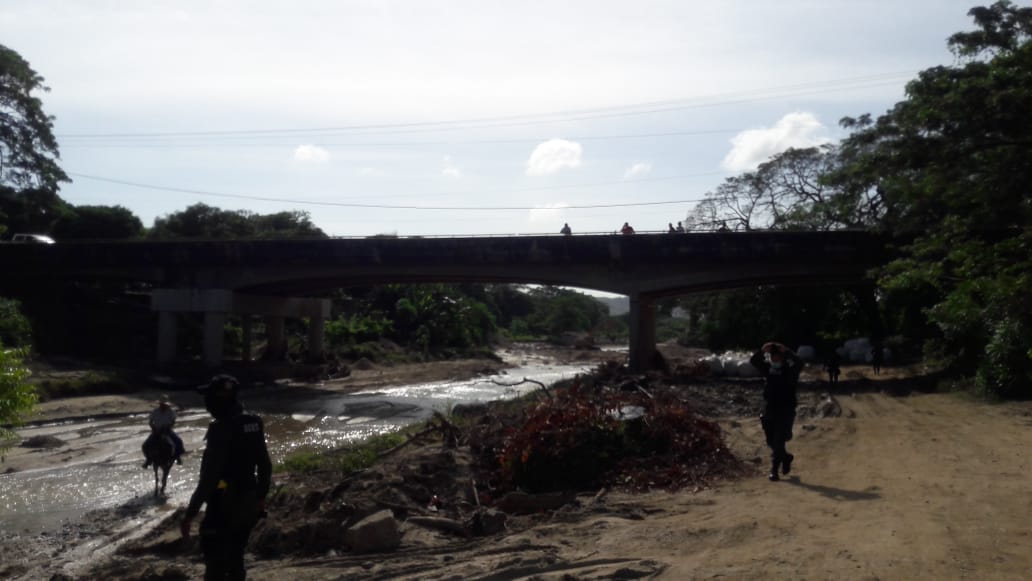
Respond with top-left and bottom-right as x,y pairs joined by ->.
10,233 -> 56,244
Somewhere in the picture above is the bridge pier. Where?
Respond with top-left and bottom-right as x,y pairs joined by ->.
263,316 -> 287,361
628,292 -> 657,372
152,289 -> 330,367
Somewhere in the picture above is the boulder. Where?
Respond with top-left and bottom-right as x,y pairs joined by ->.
343,509 -> 401,553
796,345 -> 817,362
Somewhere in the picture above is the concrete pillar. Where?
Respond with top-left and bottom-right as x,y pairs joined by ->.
203,311 -> 227,367
241,316 -> 253,363
307,316 -> 325,362
628,293 -> 657,371
264,315 -> 286,361
157,311 -> 178,364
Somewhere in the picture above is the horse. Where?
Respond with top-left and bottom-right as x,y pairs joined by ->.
142,430 -> 176,497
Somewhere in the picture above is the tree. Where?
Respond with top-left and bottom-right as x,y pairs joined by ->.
149,203 -> 325,239
685,145 -> 883,232
0,342 -> 36,451
829,1 -> 1032,395
51,204 -> 144,239
0,44 -> 68,193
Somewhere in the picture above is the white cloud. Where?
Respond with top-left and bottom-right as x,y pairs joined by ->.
526,139 -> 583,176
293,144 -> 330,163
721,112 -> 831,172
359,167 -> 384,177
442,155 -> 462,178
623,161 -> 652,179
528,203 -> 570,225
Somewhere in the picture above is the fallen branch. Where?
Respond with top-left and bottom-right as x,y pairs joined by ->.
490,377 -> 550,400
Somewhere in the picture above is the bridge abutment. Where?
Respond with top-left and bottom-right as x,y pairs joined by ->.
152,289 -> 330,367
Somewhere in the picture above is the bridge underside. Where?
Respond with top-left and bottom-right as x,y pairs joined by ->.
0,232 -> 884,371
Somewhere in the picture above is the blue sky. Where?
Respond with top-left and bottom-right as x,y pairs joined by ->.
2,0 -> 981,237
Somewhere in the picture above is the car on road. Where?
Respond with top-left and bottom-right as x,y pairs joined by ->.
9,233 -> 56,244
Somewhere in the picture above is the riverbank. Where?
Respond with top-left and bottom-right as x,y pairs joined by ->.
7,345 -> 1032,580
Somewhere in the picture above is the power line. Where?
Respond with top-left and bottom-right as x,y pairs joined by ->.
68,171 -> 714,210
59,129 -> 741,149
56,71 -> 914,141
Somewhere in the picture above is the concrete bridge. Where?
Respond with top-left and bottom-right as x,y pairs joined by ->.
0,230 -> 884,370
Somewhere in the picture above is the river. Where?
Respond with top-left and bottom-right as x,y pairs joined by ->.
0,348 -> 613,536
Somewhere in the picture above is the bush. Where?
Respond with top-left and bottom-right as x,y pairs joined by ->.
0,298 -> 32,348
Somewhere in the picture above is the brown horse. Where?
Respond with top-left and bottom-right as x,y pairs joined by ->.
142,431 -> 176,497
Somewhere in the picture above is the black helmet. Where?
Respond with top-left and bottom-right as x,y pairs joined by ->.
199,374 -> 239,397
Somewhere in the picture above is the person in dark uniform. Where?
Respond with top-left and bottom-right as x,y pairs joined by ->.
750,342 -> 804,482
180,374 -> 272,580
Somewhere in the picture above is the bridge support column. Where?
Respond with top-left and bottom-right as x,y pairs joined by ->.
203,311 -> 226,367
264,316 -> 287,361
628,293 -> 657,372
307,316 -> 325,362
241,316 -> 253,363
157,311 -> 178,364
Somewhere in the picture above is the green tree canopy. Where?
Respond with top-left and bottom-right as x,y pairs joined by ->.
51,204 -> 144,239
0,44 -> 68,193
149,203 -> 326,239
829,1 -> 1032,395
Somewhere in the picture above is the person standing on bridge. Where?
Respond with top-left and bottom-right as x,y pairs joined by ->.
620,222 -> 635,235
750,342 -> 803,482
181,374 -> 272,580
560,223 -> 572,236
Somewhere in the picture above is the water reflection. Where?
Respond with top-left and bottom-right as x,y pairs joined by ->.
0,352 -> 602,533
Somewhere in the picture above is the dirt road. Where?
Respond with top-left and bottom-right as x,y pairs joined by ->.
232,388 -> 1032,580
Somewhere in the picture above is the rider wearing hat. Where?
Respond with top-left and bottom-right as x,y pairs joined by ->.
142,393 -> 184,467
180,374 -> 272,580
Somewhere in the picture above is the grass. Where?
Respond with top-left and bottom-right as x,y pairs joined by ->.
275,429 -> 408,475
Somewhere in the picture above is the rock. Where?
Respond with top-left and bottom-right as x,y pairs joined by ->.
796,345 -> 817,362
352,357 -> 375,370
467,508 -> 507,535
344,509 -> 401,553
814,396 -> 842,418
20,435 -> 65,449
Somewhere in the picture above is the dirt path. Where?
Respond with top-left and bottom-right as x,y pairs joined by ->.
492,391 -> 1032,580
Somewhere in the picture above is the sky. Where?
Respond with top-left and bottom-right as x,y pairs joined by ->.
2,0 -> 982,238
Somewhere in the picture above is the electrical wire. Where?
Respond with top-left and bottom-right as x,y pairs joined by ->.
67,171 -> 714,210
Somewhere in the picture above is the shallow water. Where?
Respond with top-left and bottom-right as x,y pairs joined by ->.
0,349 -> 608,534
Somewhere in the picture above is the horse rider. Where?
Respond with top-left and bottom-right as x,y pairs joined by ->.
142,393 -> 184,467
181,374 -> 272,580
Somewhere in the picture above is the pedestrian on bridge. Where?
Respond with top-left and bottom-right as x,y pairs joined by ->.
560,223 -> 572,236
620,222 -> 635,235
750,342 -> 803,482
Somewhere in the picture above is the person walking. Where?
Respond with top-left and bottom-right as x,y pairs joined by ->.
825,351 -> 841,387
181,374 -> 272,580
750,342 -> 804,481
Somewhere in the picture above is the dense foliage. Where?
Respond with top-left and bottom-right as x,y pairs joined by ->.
148,203 -> 325,239
829,1 -> 1032,395
0,342 -> 36,450
680,2 -> 1032,395
0,44 -> 68,193
0,297 -> 32,348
